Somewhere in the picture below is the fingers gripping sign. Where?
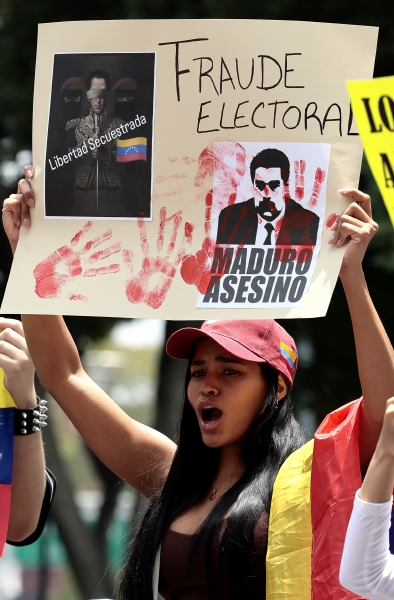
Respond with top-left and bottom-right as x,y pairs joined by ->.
123,207 -> 193,309
2,166 -> 35,253
33,221 -> 122,301
328,189 -> 378,271
0,319 -> 36,408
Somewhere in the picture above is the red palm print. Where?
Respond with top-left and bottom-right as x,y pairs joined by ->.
181,141 -> 247,294
123,207 -> 193,309
33,222 -> 121,301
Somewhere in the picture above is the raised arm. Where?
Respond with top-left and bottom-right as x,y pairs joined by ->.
330,189 -> 394,473
2,168 -> 176,499
0,322 -> 46,542
339,397 -> 394,599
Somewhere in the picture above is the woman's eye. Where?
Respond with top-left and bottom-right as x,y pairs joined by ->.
190,370 -> 204,378
224,369 -> 238,375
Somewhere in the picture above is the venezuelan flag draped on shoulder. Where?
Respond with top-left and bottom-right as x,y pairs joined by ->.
267,398 -> 371,600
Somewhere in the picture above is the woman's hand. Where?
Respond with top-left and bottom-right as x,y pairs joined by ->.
328,189 -> 378,274
2,165 -> 35,254
0,318 -> 36,409
333,190 -> 394,473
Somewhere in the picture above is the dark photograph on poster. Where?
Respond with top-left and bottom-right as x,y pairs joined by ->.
44,52 -> 155,220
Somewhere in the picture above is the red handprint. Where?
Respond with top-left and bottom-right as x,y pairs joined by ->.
123,207 -> 193,309
292,160 -> 326,208
33,222 -> 121,301
325,213 -> 339,228
308,167 -> 326,209
294,159 -> 306,201
181,141 -> 247,294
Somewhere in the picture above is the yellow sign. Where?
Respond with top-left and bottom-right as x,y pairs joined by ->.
347,76 -> 394,226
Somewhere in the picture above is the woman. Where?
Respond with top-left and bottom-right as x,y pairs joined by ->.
340,396 -> 394,599
0,320 -> 55,548
2,167 -> 394,598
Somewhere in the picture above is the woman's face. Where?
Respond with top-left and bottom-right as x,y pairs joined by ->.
187,338 -> 269,449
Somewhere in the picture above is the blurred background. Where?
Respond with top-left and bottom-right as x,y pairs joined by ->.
1,1 -> 394,599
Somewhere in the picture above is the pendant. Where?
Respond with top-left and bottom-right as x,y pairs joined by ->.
210,490 -> 217,500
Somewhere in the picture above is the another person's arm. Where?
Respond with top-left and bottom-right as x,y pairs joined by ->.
0,322 -> 46,542
331,189 -> 394,473
2,168 -> 177,499
339,397 -> 394,599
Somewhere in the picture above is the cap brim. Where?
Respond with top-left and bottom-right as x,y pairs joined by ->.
166,327 -> 269,363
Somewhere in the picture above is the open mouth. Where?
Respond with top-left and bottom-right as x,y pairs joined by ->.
200,405 -> 223,430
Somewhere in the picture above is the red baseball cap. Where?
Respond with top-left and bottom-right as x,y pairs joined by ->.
166,319 -> 297,388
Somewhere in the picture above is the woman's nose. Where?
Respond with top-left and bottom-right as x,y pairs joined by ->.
199,376 -> 219,396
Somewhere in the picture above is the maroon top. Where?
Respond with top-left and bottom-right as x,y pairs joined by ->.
159,513 -> 269,600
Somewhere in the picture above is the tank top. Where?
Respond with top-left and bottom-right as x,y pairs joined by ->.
159,512 -> 268,600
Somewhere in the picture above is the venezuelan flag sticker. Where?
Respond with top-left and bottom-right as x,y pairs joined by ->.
116,137 -> 147,162
279,341 -> 297,370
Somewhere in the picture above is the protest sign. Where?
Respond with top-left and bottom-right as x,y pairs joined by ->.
1,20 -> 378,318
346,76 -> 394,226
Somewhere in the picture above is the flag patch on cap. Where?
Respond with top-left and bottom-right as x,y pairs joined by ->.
279,341 -> 297,369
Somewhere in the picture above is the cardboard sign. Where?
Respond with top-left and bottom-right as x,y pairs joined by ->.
1,20 -> 378,319
346,76 -> 394,226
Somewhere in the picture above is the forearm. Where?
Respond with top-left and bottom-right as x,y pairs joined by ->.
21,315 -> 175,494
21,315 -> 83,392
359,449 -> 394,503
341,266 -> 394,416
340,265 -> 394,469
360,397 -> 394,504
21,315 -> 138,479
340,492 -> 394,599
52,372 -> 174,494
8,432 -> 46,541
8,384 -> 46,542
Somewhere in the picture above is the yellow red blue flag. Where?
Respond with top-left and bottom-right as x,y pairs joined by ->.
0,369 -> 15,556
116,136 -> 147,162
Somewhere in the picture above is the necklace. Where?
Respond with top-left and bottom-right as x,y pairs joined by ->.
209,475 -> 236,501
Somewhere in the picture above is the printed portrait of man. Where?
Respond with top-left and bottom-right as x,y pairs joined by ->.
45,53 -> 155,219
216,148 -> 320,246
64,69 -> 128,218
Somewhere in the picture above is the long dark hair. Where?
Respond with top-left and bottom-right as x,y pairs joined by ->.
119,363 -> 305,600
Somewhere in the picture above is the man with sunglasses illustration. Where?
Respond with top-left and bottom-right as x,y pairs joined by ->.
216,148 -> 319,246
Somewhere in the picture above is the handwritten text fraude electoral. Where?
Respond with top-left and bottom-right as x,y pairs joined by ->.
159,38 -> 356,137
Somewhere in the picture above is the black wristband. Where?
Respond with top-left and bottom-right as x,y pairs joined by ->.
14,396 -> 48,435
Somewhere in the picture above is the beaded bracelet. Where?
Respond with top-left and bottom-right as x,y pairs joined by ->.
14,396 -> 48,435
